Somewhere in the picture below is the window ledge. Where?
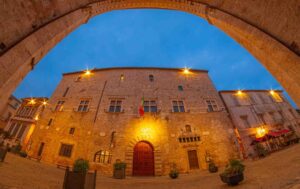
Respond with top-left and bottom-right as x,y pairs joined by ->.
170,109 -> 190,113
104,109 -> 125,114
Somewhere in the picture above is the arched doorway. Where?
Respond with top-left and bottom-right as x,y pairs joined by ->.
133,141 -> 154,176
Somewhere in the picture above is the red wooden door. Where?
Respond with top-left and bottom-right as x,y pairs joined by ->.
133,141 -> 154,176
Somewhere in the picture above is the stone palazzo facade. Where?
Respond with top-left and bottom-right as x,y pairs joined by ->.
220,90 -> 300,158
27,67 -> 238,176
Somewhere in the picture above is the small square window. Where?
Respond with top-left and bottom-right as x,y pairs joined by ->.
59,144 -> 73,157
178,85 -> 183,91
69,128 -> 75,135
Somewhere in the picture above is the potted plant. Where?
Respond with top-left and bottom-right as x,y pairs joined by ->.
208,161 -> 218,173
169,163 -> 179,179
220,159 -> 245,186
113,160 -> 126,179
0,146 -> 7,162
254,143 -> 268,157
19,151 -> 27,158
63,158 -> 97,189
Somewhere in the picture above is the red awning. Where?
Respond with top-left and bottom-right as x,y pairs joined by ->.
267,129 -> 291,137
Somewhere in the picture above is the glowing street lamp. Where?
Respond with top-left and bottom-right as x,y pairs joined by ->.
256,127 -> 267,138
42,99 -> 48,106
84,69 -> 92,76
28,98 -> 36,105
183,67 -> 191,75
270,90 -> 275,95
237,90 -> 243,95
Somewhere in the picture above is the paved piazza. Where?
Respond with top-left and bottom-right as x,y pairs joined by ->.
0,145 -> 300,189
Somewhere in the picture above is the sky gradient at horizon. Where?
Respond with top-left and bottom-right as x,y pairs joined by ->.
13,9 -> 297,107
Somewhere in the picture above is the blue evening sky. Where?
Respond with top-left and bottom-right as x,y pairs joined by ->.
13,9 -> 297,107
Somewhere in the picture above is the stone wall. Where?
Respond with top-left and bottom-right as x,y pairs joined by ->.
27,68 -> 238,176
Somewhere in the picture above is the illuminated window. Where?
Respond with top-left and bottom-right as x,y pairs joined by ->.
54,101 -> 65,111
77,100 -> 89,112
206,100 -> 218,112
178,85 -> 183,91
144,100 -> 157,112
149,75 -> 154,82
172,100 -> 185,112
120,74 -> 125,81
94,150 -> 112,164
59,144 -> 73,157
109,100 -> 122,112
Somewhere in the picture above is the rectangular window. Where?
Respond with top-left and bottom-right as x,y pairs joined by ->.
54,101 -> 65,111
37,142 -> 45,156
7,122 -> 16,134
16,125 -> 26,139
257,113 -> 266,124
248,94 -> 256,104
47,118 -> 53,126
63,87 -> 69,97
172,100 -> 185,112
77,100 -> 90,112
59,144 -> 73,157
206,100 -> 218,112
231,95 -> 239,106
278,110 -> 284,119
178,85 -> 183,91
109,100 -> 122,112
240,115 -> 251,128
11,123 -> 21,137
258,93 -> 266,103
69,128 -> 75,135
144,100 -> 157,112
269,112 -> 275,122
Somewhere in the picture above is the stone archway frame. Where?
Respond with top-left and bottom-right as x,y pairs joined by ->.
0,0 -> 300,113
125,137 -> 162,176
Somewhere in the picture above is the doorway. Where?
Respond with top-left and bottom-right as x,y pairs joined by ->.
133,141 -> 154,176
188,150 -> 199,169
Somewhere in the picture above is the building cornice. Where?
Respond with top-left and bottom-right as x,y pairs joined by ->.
62,67 -> 209,76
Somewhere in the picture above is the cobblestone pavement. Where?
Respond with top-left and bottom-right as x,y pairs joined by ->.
1,144 -> 300,189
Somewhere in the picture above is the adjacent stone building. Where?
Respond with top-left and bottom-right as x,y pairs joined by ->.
220,90 -> 300,159
0,95 -> 21,129
27,67 -> 238,176
4,97 -> 48,149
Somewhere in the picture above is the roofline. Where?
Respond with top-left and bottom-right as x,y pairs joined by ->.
9,95 -> 21,103
21,97 -> 49,101
62,67 -> 209,76
219,89 -> 283,93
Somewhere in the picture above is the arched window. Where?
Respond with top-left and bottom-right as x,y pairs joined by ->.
94,150 -> 112,164
120,74 -> 125,81
149,75 -> 154,82
185,125 -> 192,132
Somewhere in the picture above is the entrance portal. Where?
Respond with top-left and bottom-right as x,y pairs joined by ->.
188,150 -> 199,169
133,141 -> 154,176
